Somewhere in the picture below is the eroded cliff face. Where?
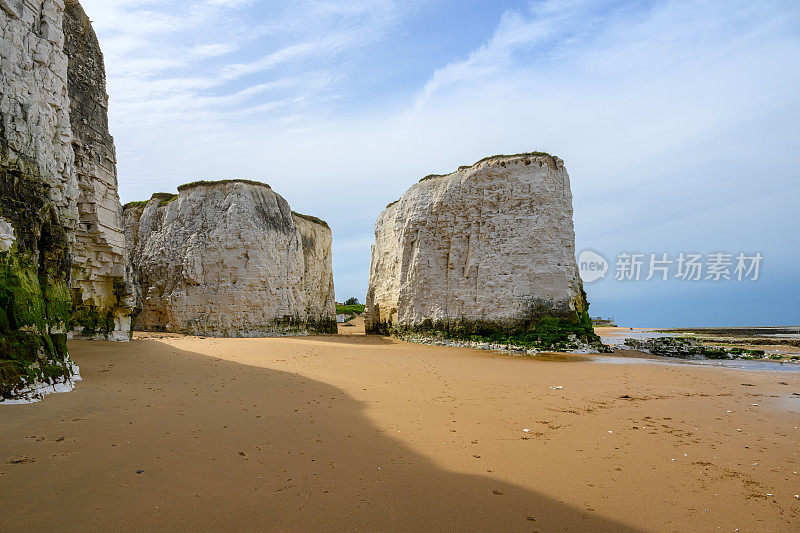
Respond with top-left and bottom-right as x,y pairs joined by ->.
293,213 -> 336,332
63,0 -> 137,341
124,181 -> 336,337
1,0 -> 78,398
365,153 -> 596,348
0,0 -> 132,399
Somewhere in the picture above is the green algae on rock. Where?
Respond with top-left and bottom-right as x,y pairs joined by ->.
0,161 -> 76,399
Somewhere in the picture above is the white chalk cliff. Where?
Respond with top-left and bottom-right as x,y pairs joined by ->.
63,0 -> 137,340
124,180 -> 336,337
365,153 -> 595,342
2,0 -> 133,399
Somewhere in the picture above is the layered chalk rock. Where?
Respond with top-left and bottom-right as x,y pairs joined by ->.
1,0 -> 133,400
64,0 -> 137,341
365,153 -> 597,348
124,180 -> 336,337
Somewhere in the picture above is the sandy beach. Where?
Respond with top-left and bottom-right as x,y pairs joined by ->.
1,335 -> 799,532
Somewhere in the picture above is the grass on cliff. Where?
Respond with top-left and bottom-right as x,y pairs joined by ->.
292,211 -> 329,228
152,193 -> 178,206
416,152 -> 558,184
122,192 -> 177,210
177,179 -> 272,192
122,200 -> 148,210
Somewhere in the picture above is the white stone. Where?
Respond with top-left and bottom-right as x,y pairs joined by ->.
366,153 -> 588,333
0,217 -> 15,251
124,181 -> 336,337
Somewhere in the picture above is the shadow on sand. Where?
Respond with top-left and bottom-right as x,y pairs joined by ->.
0,338 -> 642,532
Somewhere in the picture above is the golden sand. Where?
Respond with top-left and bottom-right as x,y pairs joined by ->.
1,334 -> 798,531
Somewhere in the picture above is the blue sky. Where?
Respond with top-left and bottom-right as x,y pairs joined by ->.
83,0 -> 800,327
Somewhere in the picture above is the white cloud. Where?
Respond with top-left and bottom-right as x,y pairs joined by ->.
81,0 -> 800,306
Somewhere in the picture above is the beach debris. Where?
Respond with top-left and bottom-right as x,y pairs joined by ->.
523,429 -> 531,433
550,386 -> 563,390
136,470 -> 144,474
492,490 -> 504,495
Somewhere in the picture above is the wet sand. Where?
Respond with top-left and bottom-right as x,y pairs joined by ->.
1,335 -> 799,532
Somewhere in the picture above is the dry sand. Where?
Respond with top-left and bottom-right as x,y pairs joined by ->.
1,334 -> 799,532
337,315 -> 365,335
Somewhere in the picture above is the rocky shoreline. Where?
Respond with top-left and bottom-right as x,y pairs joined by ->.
623,336 -> 800,362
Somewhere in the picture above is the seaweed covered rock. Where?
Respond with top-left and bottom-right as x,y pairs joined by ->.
623,337 -> 705,358
124,180 -> 336,337
622,337 -> 758,360
1,0 -> 79,398
365,153 -> 598,350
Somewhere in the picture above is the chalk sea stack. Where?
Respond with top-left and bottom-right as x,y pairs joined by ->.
365,153 -> 597,348
123,180 -> 336,337
1,0 -> 136,399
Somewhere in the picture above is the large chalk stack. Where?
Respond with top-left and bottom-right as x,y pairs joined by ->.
365,153 -> 596,347
1,0 -> 134,399
124,180 -> 337,337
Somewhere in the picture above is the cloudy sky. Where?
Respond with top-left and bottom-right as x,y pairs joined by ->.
83,0 -> 800,327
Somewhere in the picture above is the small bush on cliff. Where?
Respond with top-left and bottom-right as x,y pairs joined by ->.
337,305 -> 365,316
336,298 -> 365,317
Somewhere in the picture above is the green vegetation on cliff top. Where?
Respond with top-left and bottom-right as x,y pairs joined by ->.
418,151 -> 557,183
336,304 -> 365,317
177,179 -> 272,192
292,211 -> 329,228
